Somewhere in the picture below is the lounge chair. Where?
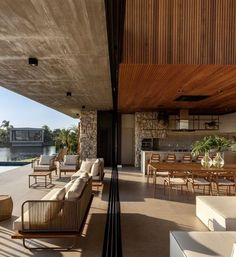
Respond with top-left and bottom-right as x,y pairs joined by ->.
59,155 -> 79,178
32,155 -> 57,174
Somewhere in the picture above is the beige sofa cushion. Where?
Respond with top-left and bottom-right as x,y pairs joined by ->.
45,187 -> 66,221
65,178 -> 86,200
13,188 -> 65,231
64,155 -> 78,165
80,172 -> 90,181
39,155 -> 54,165
91,160 -> 100,176
80,160 -> 93,173
64,179 -> 75,192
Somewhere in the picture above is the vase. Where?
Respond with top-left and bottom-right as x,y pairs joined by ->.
212,152 -> 224,168
201,152 -> 213,168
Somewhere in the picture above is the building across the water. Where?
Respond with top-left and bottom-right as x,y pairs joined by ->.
10,128 -> 44,147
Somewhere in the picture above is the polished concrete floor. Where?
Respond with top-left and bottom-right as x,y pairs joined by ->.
119,167 -> 207,257
0,165 -> 208,257
0,165 -> 109,257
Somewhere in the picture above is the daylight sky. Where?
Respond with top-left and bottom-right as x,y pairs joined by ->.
0,87 -> 78,130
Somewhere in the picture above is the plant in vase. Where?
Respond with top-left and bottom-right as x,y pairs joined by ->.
191,135 -> 234,168
191,137 -> 213,168
209,135 -> 234,168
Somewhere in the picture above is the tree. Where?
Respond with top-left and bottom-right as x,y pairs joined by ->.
42,125 -> 53,144
0,120 -> 13,145
56,127 -> 78,154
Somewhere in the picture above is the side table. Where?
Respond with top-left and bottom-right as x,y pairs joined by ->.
0,195 -> 13,221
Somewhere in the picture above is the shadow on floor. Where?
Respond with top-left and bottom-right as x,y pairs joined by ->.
121,213 -> 192,257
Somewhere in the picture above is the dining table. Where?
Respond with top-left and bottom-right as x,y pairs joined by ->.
149,162 -> 236,185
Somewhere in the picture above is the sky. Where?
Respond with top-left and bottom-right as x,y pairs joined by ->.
0,87 -> 78,130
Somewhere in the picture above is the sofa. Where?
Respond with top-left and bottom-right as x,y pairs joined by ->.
13,174 -> 92,237
196,196 -> 236,231
71,158 -> 104,183
170,231 -> 236,257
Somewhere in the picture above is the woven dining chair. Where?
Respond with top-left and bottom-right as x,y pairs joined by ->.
164,170 -> 189,195
188,171 -> 212,195
147,154 -> 160,183
212,171 -> 236,195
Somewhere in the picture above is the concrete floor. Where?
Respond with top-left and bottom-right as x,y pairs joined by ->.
119,167 -> 207,257
0,165 -> 109,257
0,165 -> 208,257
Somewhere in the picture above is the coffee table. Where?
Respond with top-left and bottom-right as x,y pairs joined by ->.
28,172 -> 52,188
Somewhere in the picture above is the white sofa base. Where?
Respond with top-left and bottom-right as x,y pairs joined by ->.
196,196 -> 236,231
170,231 -> 236,257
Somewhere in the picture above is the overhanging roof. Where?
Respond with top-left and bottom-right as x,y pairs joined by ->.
0,0 -> 112,118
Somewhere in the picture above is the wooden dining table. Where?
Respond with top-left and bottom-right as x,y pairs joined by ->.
149,162 -> 236,185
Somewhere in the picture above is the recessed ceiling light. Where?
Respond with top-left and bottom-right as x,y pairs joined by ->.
175,95 -> 210,102
28,57 -> 38,66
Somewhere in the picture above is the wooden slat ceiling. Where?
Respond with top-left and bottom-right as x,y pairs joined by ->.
119,64 -> 236,113
0,0 -> 112,117
119,0 -> 236,113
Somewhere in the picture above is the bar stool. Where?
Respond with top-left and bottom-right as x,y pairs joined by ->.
166,153 -> 176,163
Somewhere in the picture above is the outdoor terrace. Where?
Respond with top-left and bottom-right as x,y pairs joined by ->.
0,165 -> 207,257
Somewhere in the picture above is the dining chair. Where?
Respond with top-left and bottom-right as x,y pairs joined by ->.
188,171 -> 211,195
212,171 -> 235,195
164,170 -> 189,195
166,154 -> 176,163
182,154 -> 192,163
147,154 -> 160,183
196,155 -> 204,163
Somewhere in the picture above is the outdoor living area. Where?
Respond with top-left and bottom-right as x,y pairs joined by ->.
1,163 -> 226,257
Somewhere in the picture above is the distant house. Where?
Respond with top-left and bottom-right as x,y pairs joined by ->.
10,128 -> 44,147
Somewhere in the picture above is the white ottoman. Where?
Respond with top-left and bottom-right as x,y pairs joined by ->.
196,196 -> 236,231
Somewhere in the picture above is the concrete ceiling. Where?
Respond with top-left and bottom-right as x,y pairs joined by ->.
0,0 -> 112,117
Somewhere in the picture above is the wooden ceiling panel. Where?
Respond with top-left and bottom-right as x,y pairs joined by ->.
118,64 -> 236,113
123,0 -> 236,65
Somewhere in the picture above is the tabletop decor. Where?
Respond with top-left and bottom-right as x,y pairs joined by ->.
191,135 -> 234,168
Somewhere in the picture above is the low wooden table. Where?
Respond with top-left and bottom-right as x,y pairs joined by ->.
0,195 -> 13,221
28,172 -> 52,188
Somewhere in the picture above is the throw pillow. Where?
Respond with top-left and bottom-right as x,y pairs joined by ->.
91,161 -> 100,176
63,155 -> 78,165
45,187 -> 65,221
80,160 -> 94,173
65,179 -> 86,200
64,179 -> 75,192
39,155 -> 54,165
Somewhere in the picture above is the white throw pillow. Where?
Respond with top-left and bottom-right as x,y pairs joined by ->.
64,155 -> 78,165
80,161 -> 94,173
91,161 -> 100,176
64,179 -> 75,192
45,187 -> 65,221
39,155 -> 54,165
80,172 -> 90,181
65,179 -> 86,200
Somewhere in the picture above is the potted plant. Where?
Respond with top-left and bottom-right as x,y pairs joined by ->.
209,135 -> 233,168
191,137 -> 213,168
191,135 -> 234,168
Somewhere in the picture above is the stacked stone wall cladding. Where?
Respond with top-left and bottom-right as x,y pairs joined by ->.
135,112 -> 168,167
79,111 -> 97,160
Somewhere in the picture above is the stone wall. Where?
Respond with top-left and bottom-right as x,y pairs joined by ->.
135,112 -> 168,167
79,111 -> 97,160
